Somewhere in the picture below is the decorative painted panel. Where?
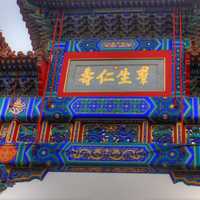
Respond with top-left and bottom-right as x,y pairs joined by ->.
49,123 -> 71,143
82,122 -> 140,144
151,125 -> 174,144
186,125 -> 200,144
17,123 -> 37,143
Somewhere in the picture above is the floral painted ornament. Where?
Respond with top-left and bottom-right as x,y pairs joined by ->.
9,98 -> 26,115
0,145 -> 17,163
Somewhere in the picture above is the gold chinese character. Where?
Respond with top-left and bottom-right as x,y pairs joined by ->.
79,67 -> 95,86
136,65 -> 149,85
116,67 -> 132,85
96,69 -> 115,84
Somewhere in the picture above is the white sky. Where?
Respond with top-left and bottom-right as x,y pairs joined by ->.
1,1 -> 200,200
0,0 -> 32,52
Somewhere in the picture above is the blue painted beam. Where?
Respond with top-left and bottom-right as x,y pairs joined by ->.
0,97 -> 199,123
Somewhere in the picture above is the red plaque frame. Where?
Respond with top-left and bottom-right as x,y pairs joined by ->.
58,51 -> 172,97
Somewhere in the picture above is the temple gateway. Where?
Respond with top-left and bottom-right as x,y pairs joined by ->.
1,0 -> 200,191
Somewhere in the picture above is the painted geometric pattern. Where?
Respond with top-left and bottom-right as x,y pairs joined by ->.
0,141 -> 198,191
0,97 -> 199,123
83,122 -> 139,144
152,125 -> 174,144
67,145 -> 148,162
2,120 -> 200,147
70,97 -> 154,117
0,143 -> 194,168
186,125 -> 200,144
17,123 -> 37,143
50,123 -> 71,143
54,38 -> 190,52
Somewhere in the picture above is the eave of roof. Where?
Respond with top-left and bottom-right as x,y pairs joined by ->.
0,32 -> 13,57
17,0 -> 200,52
0,32 -> 38,71
27,0 -> 199,9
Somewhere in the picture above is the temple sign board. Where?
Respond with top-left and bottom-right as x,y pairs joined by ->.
58,51 -> 172,97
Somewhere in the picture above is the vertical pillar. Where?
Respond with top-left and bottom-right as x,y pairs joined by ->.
140,120 -> 149,143
148,124 -> 152,143
35,121 -> 50,143
70,121 -> 81,143
175,122 -> 186,144
5,120 -> 19,143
